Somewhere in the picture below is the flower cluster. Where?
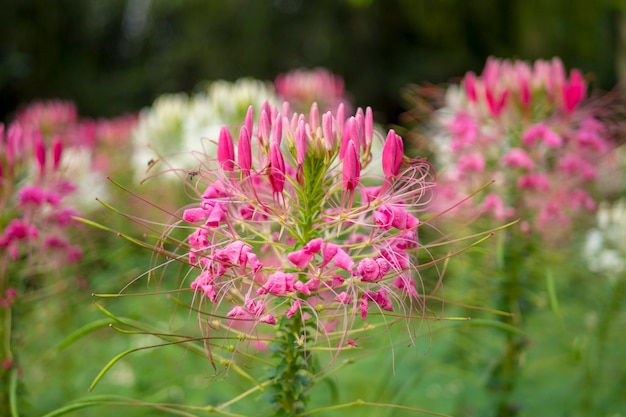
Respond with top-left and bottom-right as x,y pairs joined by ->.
1,100 -> 137,283
162,100 -> 435,354
425,57 -> 618,240
275,67 -> 350,114
0,121 -> 83,279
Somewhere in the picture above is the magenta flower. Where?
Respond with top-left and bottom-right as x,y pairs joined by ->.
423,56 -> 619,242
146,100 -> 439,362
275,68 -> 351,114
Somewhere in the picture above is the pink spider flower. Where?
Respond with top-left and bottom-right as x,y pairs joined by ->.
422,56 -> 620,242
148,100 -> 439,361
275,68 -> 350,114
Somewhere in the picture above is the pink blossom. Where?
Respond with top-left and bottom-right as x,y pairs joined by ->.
287,249 -> 314,269
259,314 -> 277,325
332,247 -> 354,272
257,271 -> 296,296
394,275 -> 419,298
522,124 -> 562,148
356,258 -> 383,282
374,205 -> 419,231
183,207 -> 209,223
286,299 -> 302,319
501,149 -> 534,170
18,185 -> 47,206
335,292 -> 353,304
457,153 -> 486,174
449,113 -> 479,150
517,173 -> 551,191
227,305 -> 252,319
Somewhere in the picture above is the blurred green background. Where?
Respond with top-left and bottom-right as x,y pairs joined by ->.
2,0 -> 625,124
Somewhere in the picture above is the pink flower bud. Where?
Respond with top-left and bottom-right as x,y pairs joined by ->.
342,139 -> 360,192
217,126 -> 235,172
6,123 -> 21,166
244,105 -> 254,138
382,130 -> 403,179
561,69 -> 586,113
238,126 -> 252,175
286,299 -> 301,318
295,118 -> 306,166
257,271 -> 296,295
485,87 -> 509,117
268,142 -> 286,194
309,102 -> 320,132
51,136 -> 63,171
35,136 -> 46,172
258,109 -> 271,148
464,71 -> 478,102
271,114 -> 282,146
322,111 -> 335,151
364,106 -> 373,148
336,102 -> 345,137
354,108 -> 365,148
287,248 -> 314,269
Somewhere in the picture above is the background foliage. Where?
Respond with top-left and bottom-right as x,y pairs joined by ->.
1,0 -> 624,124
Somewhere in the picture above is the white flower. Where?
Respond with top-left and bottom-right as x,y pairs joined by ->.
583,200 -> 626,277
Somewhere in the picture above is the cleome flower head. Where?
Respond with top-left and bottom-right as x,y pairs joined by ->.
158,101 -> 437,357
419,56 -> 620,242
275,68 -> 351,114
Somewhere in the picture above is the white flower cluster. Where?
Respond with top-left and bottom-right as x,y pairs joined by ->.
584,199 -> 626,278
131,78 -> 279,180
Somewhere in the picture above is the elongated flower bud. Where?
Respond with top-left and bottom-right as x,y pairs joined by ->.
382,129 -> 403,179
244,105 -> 254,139
34,135 -> 46,173
52,136 -> 63,171
238,126 -> 252,175
295,119 -> 306,166
343,139 -> 360,192
271,114 -> 282,146
268,141 -> 286,194
364,106 -> 373,149
258,109 -> 271,149
217,126 -> 235,172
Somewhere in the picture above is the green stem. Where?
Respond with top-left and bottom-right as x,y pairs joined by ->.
489,231 -> 531,417
298,156 -> 326,243
1,296 -> 16,417
268,315 -> 312,417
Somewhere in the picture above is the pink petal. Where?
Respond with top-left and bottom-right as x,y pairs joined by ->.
286,299 -> 301,319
